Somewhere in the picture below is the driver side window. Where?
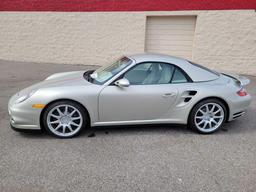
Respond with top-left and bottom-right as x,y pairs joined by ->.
123,62 -> 175,85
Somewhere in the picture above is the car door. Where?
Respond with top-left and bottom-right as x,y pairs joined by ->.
98,62 -> 179,123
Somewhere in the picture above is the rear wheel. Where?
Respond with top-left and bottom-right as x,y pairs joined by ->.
43,101 -> 87,138
189,99 -> 226,134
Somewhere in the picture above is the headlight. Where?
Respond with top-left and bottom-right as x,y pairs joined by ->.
15,89 -> 37,104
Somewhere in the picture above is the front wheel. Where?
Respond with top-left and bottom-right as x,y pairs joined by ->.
188,99 -> 227,134
43,101 -> 87,138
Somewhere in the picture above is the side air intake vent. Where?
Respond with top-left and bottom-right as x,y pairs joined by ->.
183,90 -> 197,103
188,91 -> 197,96
177,90 -> 198,107
184,97 -> 192,102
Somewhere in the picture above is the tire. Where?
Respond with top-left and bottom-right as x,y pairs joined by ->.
188,98 -> 227,134
42,100 -> 87,138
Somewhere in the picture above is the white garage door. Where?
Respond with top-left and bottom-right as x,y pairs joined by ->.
145,16 -> 196,59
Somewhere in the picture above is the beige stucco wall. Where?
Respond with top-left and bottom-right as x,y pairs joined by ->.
0,10 -> 255,75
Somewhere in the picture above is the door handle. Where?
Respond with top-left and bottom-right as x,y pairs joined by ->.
162,93 -> 176,98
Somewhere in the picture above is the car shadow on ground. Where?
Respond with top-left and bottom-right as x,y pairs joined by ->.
13,121 -> 248,139
14,124 -> 191,139
89,124 -> 191,135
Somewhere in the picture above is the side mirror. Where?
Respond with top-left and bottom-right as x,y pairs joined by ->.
114,78 -> 130,87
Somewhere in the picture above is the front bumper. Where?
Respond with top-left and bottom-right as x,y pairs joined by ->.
8,94 -> 41,130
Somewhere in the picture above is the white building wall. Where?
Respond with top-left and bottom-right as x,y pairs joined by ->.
0,10 -> 255,75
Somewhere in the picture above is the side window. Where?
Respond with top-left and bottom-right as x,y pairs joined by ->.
171,68 -> 188,83
123,62 -> 175,85
123,63 -> 152,85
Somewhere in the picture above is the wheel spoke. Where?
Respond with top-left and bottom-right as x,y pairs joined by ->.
213,109 -> 221,114
67,125 -> 73,132
199,109 -> 205,115
208,122 -> 212,129
213,115 -> 222,118
206,105 -> 210,113
212,119 -> 218,125
51,114 -> 60,119
57,108 -> 64,116
197,120 -> 204,126
64,106 -> 68,115
210,105 -> 215,112
50,120 -> 59,124
71,117 -> 81,120
70,109 -> 76,116
70,121 -> 79,127
54,124 -> 62,131
202,122 -> 207,129
62,125 -> 66,133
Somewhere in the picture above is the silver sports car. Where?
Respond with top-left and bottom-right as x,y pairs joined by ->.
8,54 -> 252,138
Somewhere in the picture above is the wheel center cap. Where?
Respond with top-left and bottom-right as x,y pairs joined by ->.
60,116 -> 71,125
204,114 -> 211,121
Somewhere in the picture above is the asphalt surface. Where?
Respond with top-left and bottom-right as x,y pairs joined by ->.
0,60 -> 256,192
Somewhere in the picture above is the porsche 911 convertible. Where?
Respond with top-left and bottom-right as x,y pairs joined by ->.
8,53 -> 252,138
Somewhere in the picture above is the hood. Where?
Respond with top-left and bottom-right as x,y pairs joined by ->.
18,71 -> 91,96
45,71 -> 85,81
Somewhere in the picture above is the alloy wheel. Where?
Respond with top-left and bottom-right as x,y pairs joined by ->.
194,103 -> 225,133
46,104 -> 83,137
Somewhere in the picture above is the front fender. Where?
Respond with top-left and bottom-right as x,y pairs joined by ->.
31,85 -> 102,126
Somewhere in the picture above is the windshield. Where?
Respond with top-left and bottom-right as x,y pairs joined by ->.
90,57 -> 132,84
